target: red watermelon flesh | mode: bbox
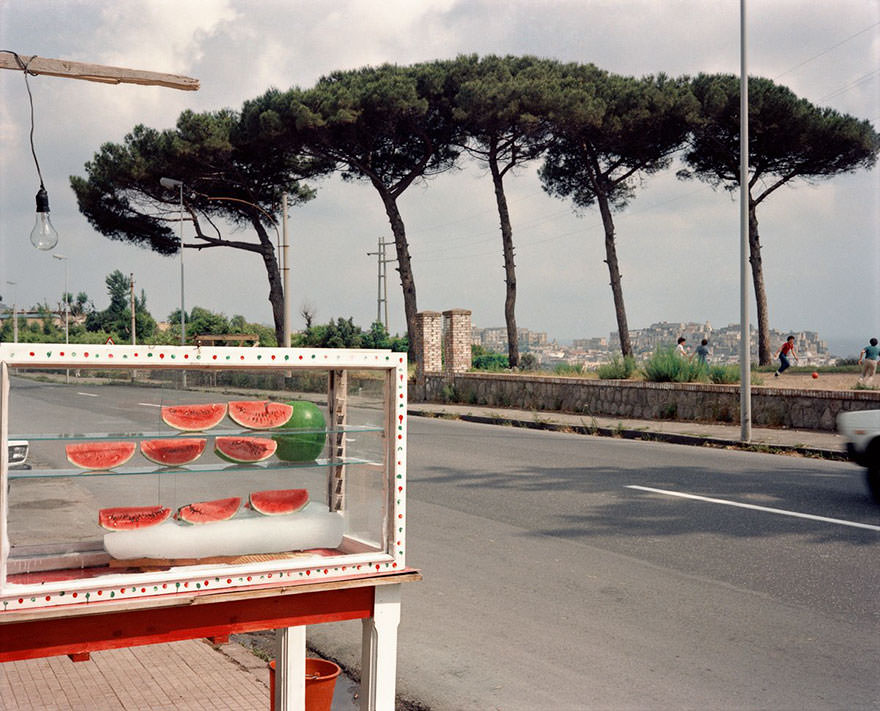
[215,436,277,463]
[176,496,241,524]
[140,438,206,466]
[99,505,171,530]
[249,488,309,515]
[228,400,293,430]
[67,441,137,470]
[161,403,227,431]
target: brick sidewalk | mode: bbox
[0,640,269,711]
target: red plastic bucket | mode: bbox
[269,657,341,711]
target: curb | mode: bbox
[407,408,847,461]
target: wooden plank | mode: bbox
[0,54,199,91]
[0,586,374,662]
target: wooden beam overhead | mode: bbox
[0,53,199,91]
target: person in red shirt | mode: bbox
[774,335,799,377]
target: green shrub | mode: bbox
[641,346,705,383]
[708,364,740,384]
[518,353,538,371]
[597,354,637,380]
[553,363,583,376]
[473,352,509,371]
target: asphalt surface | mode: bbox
[305,409,878,710]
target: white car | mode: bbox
[837,409,880,503]
[7,439,29,469]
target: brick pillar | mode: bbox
[443,309,472,374]
[416,311,443,373]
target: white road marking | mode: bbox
[139,402,162,408]
[626,485,880,532]
[77,392,98,397]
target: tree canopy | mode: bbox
[244,61,465,358]
[69,59,877,364]
[679,74,880,363]
[453,54,561,366]
[70,108,325,346]
[540,66,698,356]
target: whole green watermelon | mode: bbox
[272,401,327,462]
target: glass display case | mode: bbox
[0,343,407,613]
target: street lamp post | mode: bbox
[160,178,186,348]
[6,281,17,343]
[52,254,69,383]
[52,254,69,345]
[160,177,186,389]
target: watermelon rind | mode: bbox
[99,505,171,530]
[249,488,309,515]
[140,438,207,466]
[228,400,293,430]
[215,436,277,463]
[161,403,227,432]
[272,401,327,462]
[67,441,137,470]
[176,496,241,525]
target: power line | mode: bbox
[773,21,880,81]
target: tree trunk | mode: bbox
[596,191,631,357]
[489,157,518,368]
[378,190,419,362]
[748,201,772,365]
[252,218,286,347]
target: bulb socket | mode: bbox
[35,186,50,213]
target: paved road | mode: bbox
[308,416,880,710]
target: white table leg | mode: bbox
[276,625,306,711]
[360,584,402,711]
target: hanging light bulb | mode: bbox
[30,186,58,250]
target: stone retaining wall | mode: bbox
[419,373,880,431]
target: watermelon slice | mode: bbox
[249,488,309,515]
[99,505,171,530]
[66,441,137,470]
[228,400,293,430]
[140,438,207,466]
[161,403,227,431]
[176,496,241,524]
[215,436,277,463]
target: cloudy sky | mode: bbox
[1,0,877,355]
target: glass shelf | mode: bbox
[8,456,381,480]
[11,424,384,442]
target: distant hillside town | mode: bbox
[472,321,832,368]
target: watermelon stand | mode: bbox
[0,344,419,710]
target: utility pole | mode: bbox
[6,281,17,343]
[282,192,291,347]
[367,237,396,331]
[130,273,136,345]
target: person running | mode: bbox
[858,337,879,384]
[774,335,799,376]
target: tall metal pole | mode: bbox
[739,0,752,442]
[382,240,389,331]
[5,282,16,344]
[368,237,395,331]
[130,273,136,345]
[178,183,185,347]
[52,255,69,383]
[282,192,291,348]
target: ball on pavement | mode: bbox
[811,372,819,379]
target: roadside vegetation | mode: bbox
[469,344,861,387]
[0,270,406,351]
